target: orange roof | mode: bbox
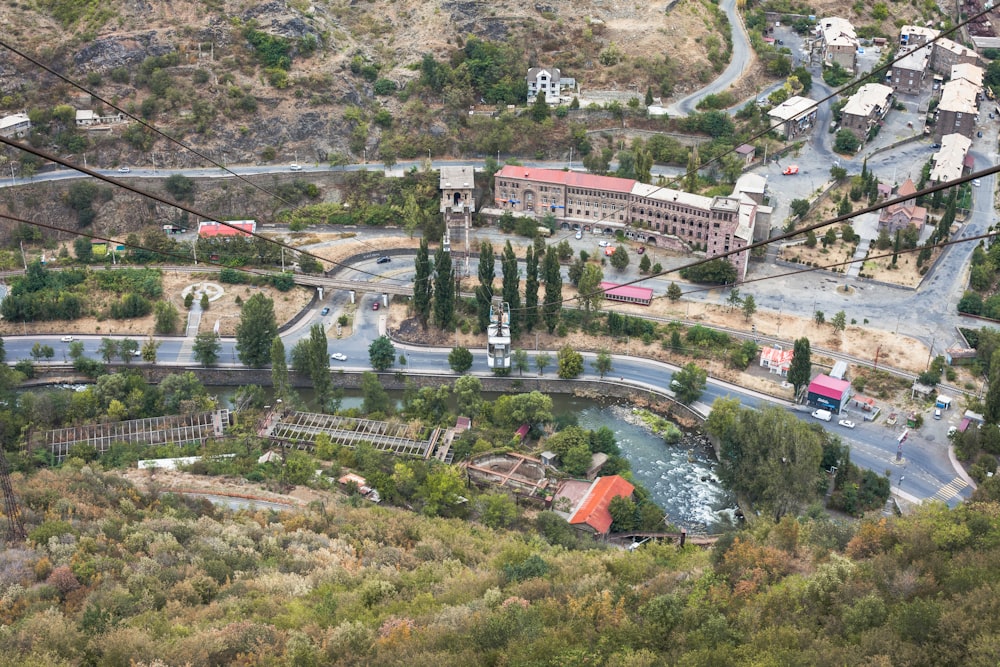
[897,178,916,197]
[569,475,634,534]
[198,220,256,238]
[496,165,635,193]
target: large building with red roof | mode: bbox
[493,166,755,280]
[197,219,256,239]
[568,475,635,535]
[807,374,853,413]
[600,281,653,306]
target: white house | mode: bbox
[526,67,575,104]
[0,113,31,139]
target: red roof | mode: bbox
[569,475,635,534]
[808,374,851,400]
[198,220,256,238]
[497,166,635,193]
[600,281,653,301]
[515,424,530,439]
[760,346,793,366]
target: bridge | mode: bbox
[263,410,442,458]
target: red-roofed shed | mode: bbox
[569,475,635,535]
[807,374,852,413]
[599,281,653,306]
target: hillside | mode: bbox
[2,464,1000,665]
[0,0,735,169]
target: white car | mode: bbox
[598,240,610,247]
[330,353,347,361]
[60,335,74,342]
[575,230,582,240]
[290,164,303,171]
[117,166,130,173]
[838,419,856,429]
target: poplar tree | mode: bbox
[543,246,562,334]
[413,238,433,328]
[524,245,539,332]
[501,241,521,338]
[476,241,494,333]
[788,337,812,396]
[433,245,455,329]
[270,336,290,401]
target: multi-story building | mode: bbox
[929,133,973,184]
[877,178,927,234]
[767,96,819,140]
[493,166,756,280]
[951,62,984,88]
[526,67,575,104]
[818,17,859,72]
[936,77,980,139]
[899,25,940,48]
[439,165,475,227]
[0,113,31,139]
[889,47,928,94]
[840,83,894,142]
[930,38,979,76]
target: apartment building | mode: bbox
[929,133,973,184]
[930,38,979,75]
[767,96,819,139]
[936,78,980,139]
[819,17,859,72]
[840,84,894,142]
[889,47,928,94]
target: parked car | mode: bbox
[930,142,941,149]
[575,230,582,240]
[372,302,380,311]
[330,353,347,361]
[598,240,610,247]
[973,179,982,187]
[637,246,646,254]
[320,307,330,316]
[117,166,130,173]
[838,419,856,429]
[60,335,74,342]
[782,165,799,175]
[376,256,391,264]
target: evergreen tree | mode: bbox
[685,146,700,193]
[577,263,604,325]
[433,245,455,329]
[236,293,278,367]
[413,238,433,328]
[524,245,539,332]
[306,324,332,409]
[193,332,221,367]
[501,241,521,338]
[543,246,562,334]
[788,337,812,396]
[476,241,495,333]
[667,281,682,301]
[639,254,651,273]
[986,349,1000,424]
[270,336,290,402]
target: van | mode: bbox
[934,409,942,420]
[811,409,833,422]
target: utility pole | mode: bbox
[19,240,26,270]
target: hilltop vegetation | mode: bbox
[2,462,1000,665]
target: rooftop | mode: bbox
[767,95,818,122]
[936,37,976,58]
[808,374,852,400]
[0,113,30,130]
[496,165,635,193]
[842,83,893,118]
[951,63,984,88]
[735,143,756,155]
[760,346,793,366]
[938,78,980,114]
[197,220,256,238]
[600,281,653,301]
[899,25,940,41]
[568,475,635,534]
[733,172,766,195]
[820,17,857,44]
[930,133,972,183]
[439,165,475,189]
[630,181,713,209]
[893,47,928,72]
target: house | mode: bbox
[732,173,772,241]
[0,113,31,139]
[759,345,793,376]
[889,47,928,95]
[878,178,927,234]
[735,143,756,167]
[945,347,977,365]
[930,38,979,76]
[197,219,256,238]
[567,475,635,536]
[439,165,475,227]
[899,25,940,48]
[930,133,973,184]
[75,110,126,127]
[338,473,381,502]
[586,453,609,480]
[951,62,984,88]
[840,83,894,142]
[526,67,575,104]
[767,96,819,140]
[807,374,852,413]
[540,451,558,467]
[493,166,754,280]
[936,77,980,140]
[818,17,859,72]
[600,281,653,306]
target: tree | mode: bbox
[31,342,54,361]
[433,245,455,329]
[418,466,468,518]
[454,374,483,418]
[236,293,278,367]
[501,241,521,338]
[608,495,638,532]
[154,301,180,334]
[73,237,93,262]
[524,245,539,332]
[679,258,736,284]
[530,91,550,122]
[270,336,290,401]
[200,292,210,311]
[671,362,707,404]
[512,349,530,377]
[413,238,433,328]
[360,371,392,415]
[449,346,473,373]
[98,338,120,363]
[577,263,604,325]
[476,241,495,333]
[986,348,1000,424]
[557,345,584,378]
[742,294,757,322]
[164,174,195,200]
[562,444,593,476]
[814,310,825,325]
[536,352,552,376]
[667,282,682,301]
[193,331,221,367]
[830,165,847,181]
[305,324,332,407]
[685,146,700,192]
[478,493,518,529]
[805,230,818,248]
[368,336,395,371]
[790,199,810,219]
[0,337,4,363]
[543,246,562,334]
[788,337,812,395]
[831,310,847,334]
[119,338,139,363]
[726,288,743,311]
[593,349,613,378]
[823,228,838,247]
[610,245,629,271]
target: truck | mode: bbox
[811,409,833,422]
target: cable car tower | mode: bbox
[486,297,512,369]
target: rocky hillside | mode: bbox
[0,0,732,168]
